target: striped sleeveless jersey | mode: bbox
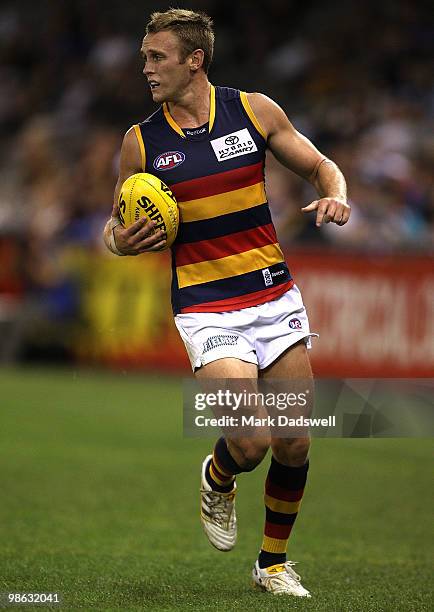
[135,85,293,314]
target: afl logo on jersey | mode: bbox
[153,151,185,171]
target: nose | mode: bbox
[143,61,154,77]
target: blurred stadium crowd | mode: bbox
[0,0,433,361]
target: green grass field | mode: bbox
[0,368,432,611]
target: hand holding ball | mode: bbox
[118,173,179,251]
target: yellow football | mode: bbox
[118,173,179,250]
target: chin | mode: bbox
[151,89,166,103]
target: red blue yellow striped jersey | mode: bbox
[135,85,293,314]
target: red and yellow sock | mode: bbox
[205,437,242,492]
[258,458,309,569]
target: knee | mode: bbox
[271,436,310,467]
[228,437,270,471]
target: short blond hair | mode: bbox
[146,8,214,74]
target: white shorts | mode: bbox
[174,285,318,371]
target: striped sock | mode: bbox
[258,458,309,569]
[205,437,243,493]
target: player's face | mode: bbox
[141,31,191,103]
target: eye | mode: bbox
[141,52,164,65]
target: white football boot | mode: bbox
[252,560,311,597]
[200,455,237,551]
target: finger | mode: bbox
[339,208,351,225]
[336,210,350,225]
[137,235,167,252]
[143,240,167,252]
[126,217,155,237]
[118,226,163,253]
[135,229,166,250]
[323,203,337,223]
[315,201,330,227]
[343,208,351,223]
[135,221,160,241]
[332,209,343,223]
[301,200,319,212]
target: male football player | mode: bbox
[103,8,350,597]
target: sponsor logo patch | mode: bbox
[153,151,185,171]
[262,268,273,287]
[225,135,239,145]
[210,128,258,162]
[185,127,207,136]
[289,318,302,330]
[202,334,239,354]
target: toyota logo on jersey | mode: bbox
[225,135,239,145]
[153,151,185,171]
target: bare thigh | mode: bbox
[260,340,313,379]
[195,358,269,469]
[260,341,312,466]
[195,357,257,379]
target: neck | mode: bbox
[166,75,211,128]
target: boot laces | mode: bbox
[202,490,235,527]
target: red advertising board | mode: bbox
[289,250,433,377]
[77,250,433,378]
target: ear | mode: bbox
[189,49,204,72]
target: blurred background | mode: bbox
[0,0,433,376]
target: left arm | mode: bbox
[248,93,350,227]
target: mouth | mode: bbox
[148,80,160,91]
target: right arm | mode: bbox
[103,127,167,255]
[248,93,350,227]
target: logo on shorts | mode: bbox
[153,151,185,171]
[202,335,239,354]
[289,318,302,330]
[262,268,273,287]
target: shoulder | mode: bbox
[122,125,143,149]
[119,126,142,171]
[214,85,240,102]
[246,92,281,113]
[122,126,139,150]
[245,92,292,139]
